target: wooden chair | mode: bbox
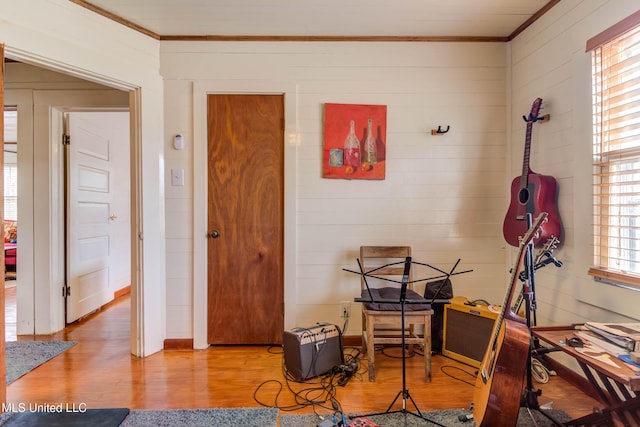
[359,246,433,382]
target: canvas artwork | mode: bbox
[323,103,387,180]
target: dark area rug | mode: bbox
[0,407,279,427]
[6,341,76,384]
[0,408,129,427]
[120,407,279,426]
[280,408,572,427]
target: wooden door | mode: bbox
[1,43,7,401]
[207,94,284,345]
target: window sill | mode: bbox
[588,267,640,289]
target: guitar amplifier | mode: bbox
[283,323,344,381]
[443,296,499,368]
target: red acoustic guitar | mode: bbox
[473,212,547,426]
[502,98,562,247]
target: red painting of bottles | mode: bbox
[323,103,386,180]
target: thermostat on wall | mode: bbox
[173,134,184,150]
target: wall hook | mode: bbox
[522,113,551,123]
[431,125,450,135]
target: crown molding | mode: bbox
[159,35,509,43]
[70,0,559,43]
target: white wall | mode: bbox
[5,0,634,354]
[508,0,640,326]
[0,0,166,356]
[161,41,509,340]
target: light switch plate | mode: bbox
[171,168,184,186]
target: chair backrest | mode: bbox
[359,246,414,292]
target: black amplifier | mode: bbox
[283,323,344,381]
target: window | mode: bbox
[588,11,640,286]
[4,162,17,221]
[3,108,17,221]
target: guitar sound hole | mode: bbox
[518,188,529,204]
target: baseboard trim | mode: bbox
[114,285,131,299]
[73,287,131,324]
[164,339,194,350]
[163,336,357,351]
[342,335,362,347]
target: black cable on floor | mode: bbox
[253,345,362,418]
[439,364,477,387]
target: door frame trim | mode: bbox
[31,94,129,334]
[1,42,6,404]
[193,81,298,349]
[3,47,144,355]
[3,89,35,335]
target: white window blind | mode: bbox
[3,109,18,222]
[4,164,17,222]
[589,17,640,286]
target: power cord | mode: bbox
[465,299,492,306]
[531,357,555,383]
[378,344,418,359]
[253,345,362,419]
[341,316,349,336]
[439,365,478,387]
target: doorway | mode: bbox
[3,107,17,341]
[206,94,284,345]
[2,45,154,357]
[3,62,131,337]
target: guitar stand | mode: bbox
[345,258,471,427]
[519,213,564,427]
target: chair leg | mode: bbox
[366,316,376,382]
[424,314,432,382]
[407,324,415,355]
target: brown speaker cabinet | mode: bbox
[442,296,499,368]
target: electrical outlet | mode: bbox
[339,301,351,319]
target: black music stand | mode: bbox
[344,257,471,426]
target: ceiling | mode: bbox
[72,0,558,41]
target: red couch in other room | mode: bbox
[4,220,17,272]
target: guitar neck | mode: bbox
[519,122,533,187]
[489,214,547,357]
[491,238,530,343]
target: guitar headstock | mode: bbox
[523,98,544,123]
[520,212,548,248]
[534,235,559,263]
[541,235,558,252]
[530,98,543,117]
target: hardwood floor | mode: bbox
[4,292,602,421]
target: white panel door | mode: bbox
[66,111,128,323]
